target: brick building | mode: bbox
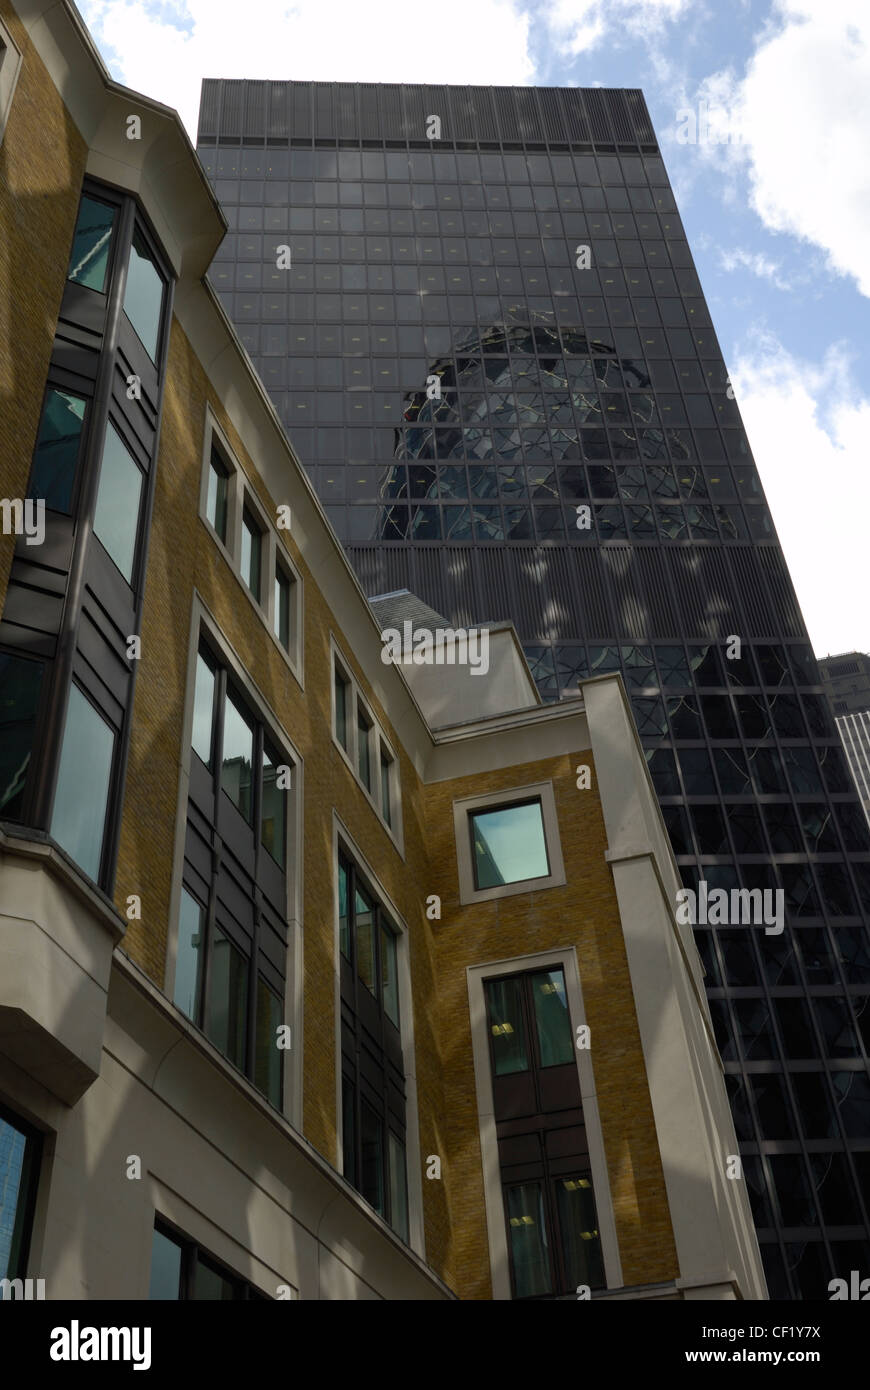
[0,0,764,1300]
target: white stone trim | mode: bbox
[466,947,623,1300]
[453,780,565,905]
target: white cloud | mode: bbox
[718,247,793,291]
[686,0,870,296]
[77,0,535,138]
[731,336,870,655]
[544,0,693,55]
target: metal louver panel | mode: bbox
[220,79,245,138]
[198,79,220,138]
[267,82,288,139]
[604,90,635,143]
[290,82,312,138]
[244,82,267,139]
[584,88,613,143]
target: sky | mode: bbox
[76,0,870,658]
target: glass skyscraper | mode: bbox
[196,80,870,1298]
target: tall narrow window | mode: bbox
[483,966,605,1298]
[50,684,115,882]
[240,506,262,601]
[66,194,116,292]
[0,1107,41,1285]
[191,651,216,767]
[339,853,407,1240]
[0,652,44,821]
[92,421,143,584]
[178,642,291,1109]
[254,978,283,1108]
[27,388,86,514]
[261,743,286,867]
[206,447,230,542]
[357,703,372,791]
[221,690,254,823]
[206,927,249,1070]
[174,888,204,1020]
[123,225,165,361]
[274,564,293,652]
[380,745,392,827]
[334,664,350,751]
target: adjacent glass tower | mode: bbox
[196,80,870,1298]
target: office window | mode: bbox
[334,662,350,751]
[50,683,114,882]
[206,447,230,541]
[484,967,605,1298]
[274,563,293,651]
[379,744,392,827]
[339,852,407,1240]
[149,1221,268,1300]
[27,387,87,514]
[173,887,203,1021]
[455,783,565,904]
[241,505,262,601]
[123,225,165,361]
[92,421,143,583]
[470,798,549,889]
[357,702,373,791]
[0,23,21,150]
[221,690,254,823]
[261,741,286,867]
[0,652,44,821]
[178,642,291,1108]
[67,193,116,292]
[0,1106,41,1287]
[191,650,217,767]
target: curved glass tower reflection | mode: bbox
[197,81,870,1298]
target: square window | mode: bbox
[470,799,549,890]
[455,783,565,904]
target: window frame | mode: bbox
[0,646,50,828]
[0,1101,42,1286]
[198,408,303,681]
[333,823,420,1250]
[240,498,264,603]
[149,1217,271,1301]
[466,949,621,1299]
[453,781,566,905]
[330,638,403,849]
[26,381,91,518]
[0,20,22,150]
[169,604,303,1120]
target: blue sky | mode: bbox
[77,0,870,657]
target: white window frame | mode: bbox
[466,947,622,1299]
[330,636,403,852]
[199,407,303,685]
[165,592,305,1129]
[0,19,22,150]
[453,781,566,905]
[331,815,423,1258]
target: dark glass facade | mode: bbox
[197,81,870,1299]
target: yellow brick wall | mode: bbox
[422,754,680,1297]
[0,0,87,609]
[113,315,452,1267]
